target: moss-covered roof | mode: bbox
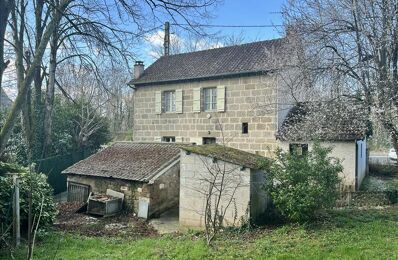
[181,144,266,169]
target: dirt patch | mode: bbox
[54,202,158,238]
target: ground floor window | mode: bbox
[203,137,216,144]
[162,136,176,142]
[242,122,249,134]
[289,143,308,156]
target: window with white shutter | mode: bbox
[192,88,201,112]
[217,86,226,112]
[175,89,183,113]
[155,91,162,114]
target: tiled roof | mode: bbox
[129,38,284,86]
[181,144,267,169]
[277,100,369,141]
[62,142,181,182]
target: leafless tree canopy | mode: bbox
[283,0,398,153]
[0,0,220,156]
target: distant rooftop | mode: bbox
[129,38,284,86]
[181,144,266,169]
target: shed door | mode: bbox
[67,182,90,203]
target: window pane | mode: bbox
[163,91,176,112]
[203,88,217,111]
[171,91,176,111]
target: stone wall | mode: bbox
[180,151,252,227]
[67,166,180,218]
[250,169,269,221]
[133,75,279,156]
[67,175,140,211]
[145,162,180,217]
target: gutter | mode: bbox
[130,69,276,87]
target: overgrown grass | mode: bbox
[2,207,398,259]
[361,165,398,192]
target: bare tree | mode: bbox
[183,120,248,245]
[200,148,245,245]
[0,0,14,98]
[1,0,220,156]
[0,0,70,156]
[147,28,248,60]
[283,0,398,154]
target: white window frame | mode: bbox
[203,87,217,111]
[163,90,176,112]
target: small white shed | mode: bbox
[277,101,369,191]
[179,145,269,228]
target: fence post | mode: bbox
[13,174,20,247]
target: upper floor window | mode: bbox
[163,91,176,112]
[203,87,217,111]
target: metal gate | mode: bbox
[67,182,90,202]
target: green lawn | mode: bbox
[2,207,398,259]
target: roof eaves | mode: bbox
[146,154,180,183]
[64,171,142,182]
[130,69,274,87]
[181,145,263,170]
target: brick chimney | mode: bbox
[134,61,144,79]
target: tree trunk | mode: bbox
[32,0,45,158]
[42,30,58,157]
[0,0,71,156]
[0,0,14,100]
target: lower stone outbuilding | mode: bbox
[62,142,180,218]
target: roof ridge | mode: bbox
[130,37,286,86]
[158,37,285,58]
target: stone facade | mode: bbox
[179,151,268,227]
[133,75,280,156]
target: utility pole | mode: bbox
[12,174,20,247]
[164,21,170,56]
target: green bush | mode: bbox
[0,163,56,234]
[261,143,342,222]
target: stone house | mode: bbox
[62,142,180,218]
[129,38,368,191]
[179,144,269,227]
[129,39,287,156]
